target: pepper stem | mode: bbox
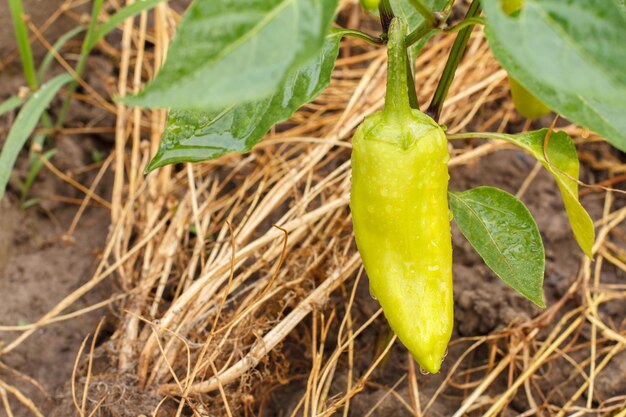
[383,18,412,120]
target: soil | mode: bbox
[0,86,114,415]
[0,194,111,417]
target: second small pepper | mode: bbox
[500,0,551,119]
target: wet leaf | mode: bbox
[146,33,341,171]
[450,186,545,307]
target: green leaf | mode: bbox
[483,0,626,151]
[146,33,341,172]
[126,0,339,111]
[467,129,595,258]
[0,74,73,201]
[0,95,25,116]
[449,186,545,307]
[90,0,166,48]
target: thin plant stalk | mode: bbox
[426,0,482,121]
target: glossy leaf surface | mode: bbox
[450,186,545,307]
[146,34,341,171]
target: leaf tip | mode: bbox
[532,297,546,309]
[144,156,163,174]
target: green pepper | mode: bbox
[499,0,523,15]
[508,77,551,119]
[500,0,551,119]
[350,17,453,374]
[359,0,380,12]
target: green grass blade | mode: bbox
[56,0,103,127]
[0,74,73,201]
[7,0,38,89]
[90,0,166,48]
[0,95,26,116]
[37,25,86,83]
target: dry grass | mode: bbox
[1,1,625,416]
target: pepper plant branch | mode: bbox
[426,0,482,122]
[378,0,395,35]
[442,17,485,34]
[377,1,419,108]
[405,21,433,47]
[333,28,385,46]
[345,1,480,111]
[405,0,464,46]
[406,51,419,109]
[383,18,411,119]
[446,132,494,140]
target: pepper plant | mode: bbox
[125,0,625,372]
